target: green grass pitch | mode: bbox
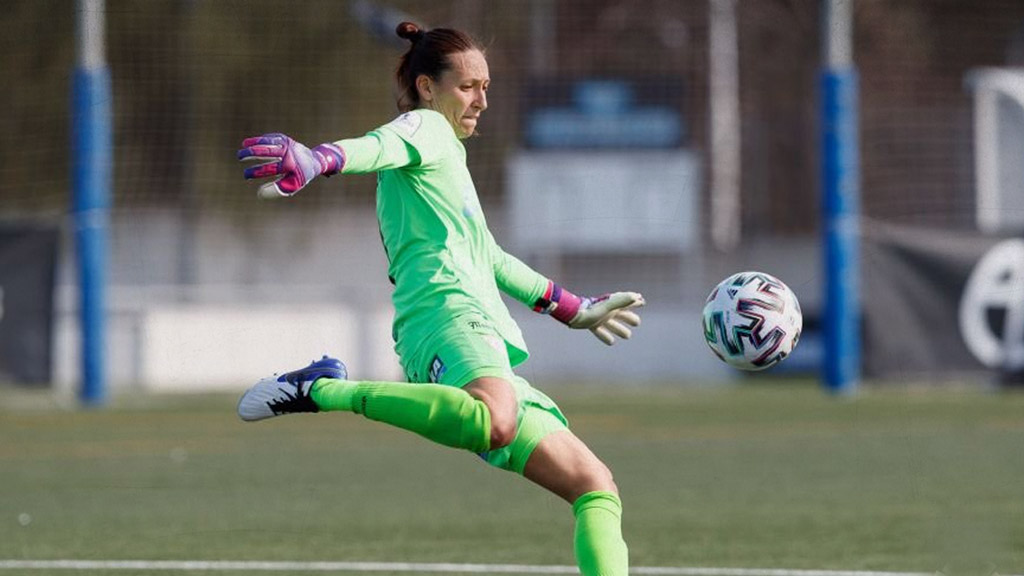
[1,382,1022,575]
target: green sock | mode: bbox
[573,491,629,576]
[310,378,491,453]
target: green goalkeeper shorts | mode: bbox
[399,315,569,475]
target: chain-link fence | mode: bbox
[2,0,1023,389]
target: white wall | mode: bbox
[53,207,820,392]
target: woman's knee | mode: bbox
[464,377,518,449]
[523,430,619,503]
[487,404,517,449]
[578,459,617,495]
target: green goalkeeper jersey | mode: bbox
[337,109,548,367]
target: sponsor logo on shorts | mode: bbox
[482,335,505,353]
[429,355,447,384]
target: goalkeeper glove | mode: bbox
[238,133,345,198]
[534,281,644,346]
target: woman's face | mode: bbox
[418,49,489,138]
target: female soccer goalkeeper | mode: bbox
[236,22,644,576]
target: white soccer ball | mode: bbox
[702,271,802,371]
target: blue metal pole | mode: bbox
[74,0,111,406]
[821,69,861,394]
[821,0,860,394]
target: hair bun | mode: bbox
[396,21,425,43]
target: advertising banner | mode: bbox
[863,222,1024,383]
[0,223,59,386]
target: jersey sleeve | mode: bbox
[335,130,418,174]
[336,110,454,174]
[489,232,550,307]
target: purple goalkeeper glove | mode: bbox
[237,133,345,198]
[534,281,645,346]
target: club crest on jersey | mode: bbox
[389,112,422,137]
[428,355,447,384]
[462,184,481,219]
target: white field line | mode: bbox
[0,560,989,576]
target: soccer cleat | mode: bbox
[237,356,347,422]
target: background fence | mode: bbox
[2,0,1024,392]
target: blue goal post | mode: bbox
[821,0,861,394]
[73,0,111,406]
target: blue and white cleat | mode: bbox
[237,355,347,422]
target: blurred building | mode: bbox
[2,0,1024,391]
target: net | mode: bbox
[3,0,1024,388]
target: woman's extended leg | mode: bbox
[523,430,628,576]
[238,357,498,453]
[238,357,521,454]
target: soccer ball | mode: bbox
[702,271,802,371]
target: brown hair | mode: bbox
[395,21,483,112]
